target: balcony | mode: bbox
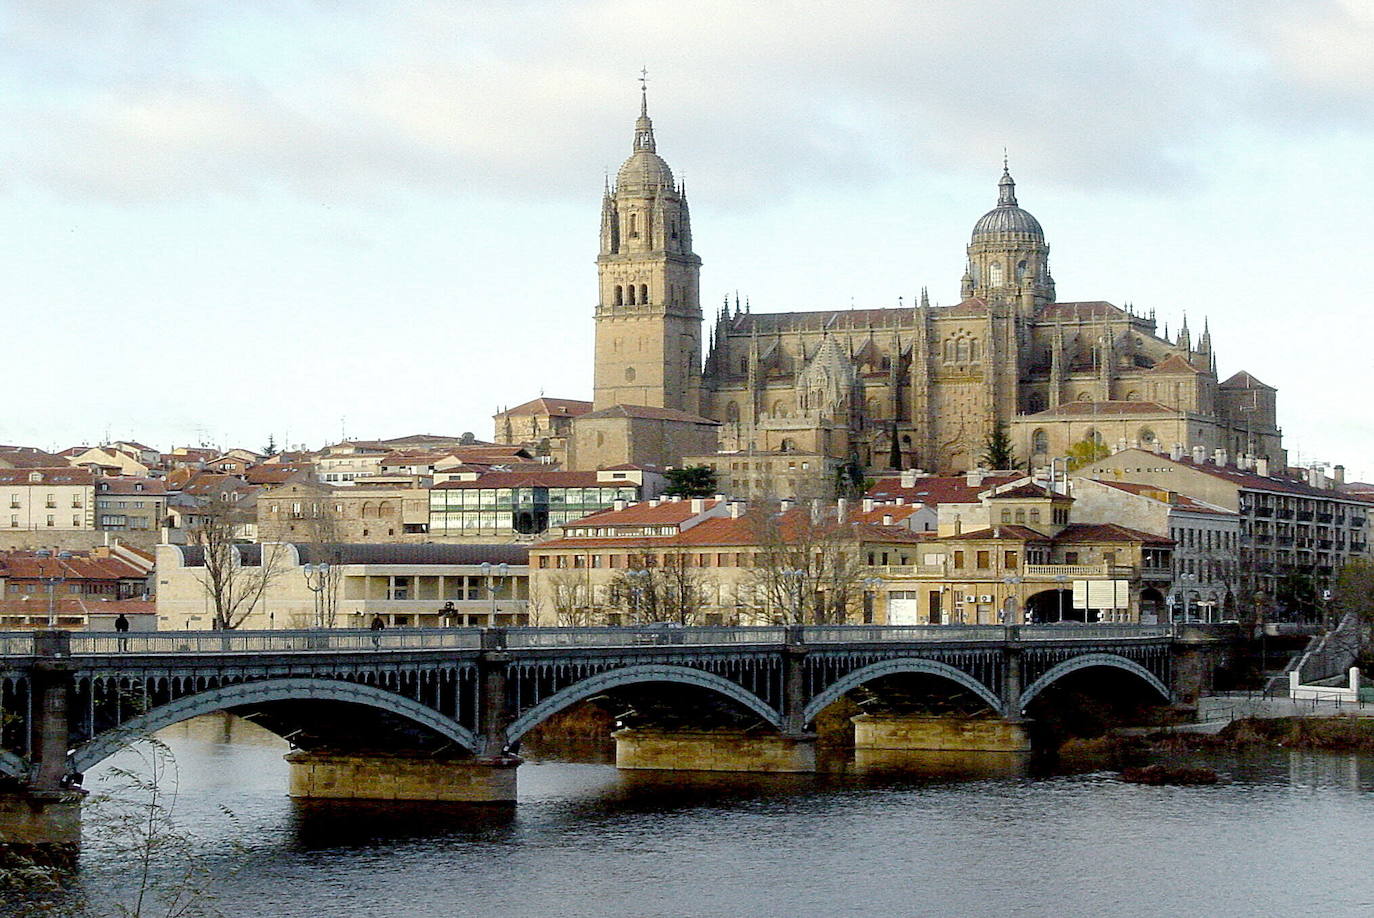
[1253,508,1272,518]
[1024,563,1110,578]
[1275,510,1293,520]
[1297,511,1314,522]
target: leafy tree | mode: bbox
[1065,437,1111,470]
[980,421,1018,470]
[663,465,717,498]
[834,456,868,500]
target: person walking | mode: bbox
[370,614,385,648]
[114,612,130,651]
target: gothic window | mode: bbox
[626,284,636,305]
[1017,260,1029,281]
[771,400,785,417]
[739,357,748,374]
[1125,390,1139,401]
[670,219,679,239]
[1084,428,1103,446]
[1032,429,1049,455]
[943,339,956,362]
[956,339,970,363]
[614,285,623,306]
[988,262,1004,286]
[969,339,980,362]
[640,283,649,304]
[725,402,740,422]
[628,212,639,238]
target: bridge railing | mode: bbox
[504,625,789,648]
[802,623,1173,643]
[66,628,486,655]
[0,632,36,656]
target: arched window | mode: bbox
[614,285,623,306]
[725,402,740,422]
[670,219,678,239]
[956,338,970,362]
[1125,390,1139,401]
[640,283,649,304]
[943,339,956,362]
[1032,429,1049,455]
[969,339,980,362]
[771,400,785,417]
[1077,391,1092,402]
[1017,259,1029,280]
[626,284,636,305]
[780,438,797,452]
[1084,428,1103,446]
[739,357,748,374]
[988,262,1004,286]
[628,212,639,238]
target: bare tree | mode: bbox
[301,500,344,629]
[747,502,866,624]
[604,544,708,625]
[188,497,287,630]
[548,569,598,626]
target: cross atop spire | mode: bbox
[632,70,656,153]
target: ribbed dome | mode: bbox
[971,166,1044,241]
[616,149,674,194]
[972,205,1044,239]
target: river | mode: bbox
[36,715,1374,917]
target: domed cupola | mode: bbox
[961,159,1054,310]
[971,167,1044,241]
[615,90,675,195]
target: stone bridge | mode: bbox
[0,622,1217,823]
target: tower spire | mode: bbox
[997,156,1017,207]
[633,68,655,153]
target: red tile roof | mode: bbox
[1219,370,1274,390]
[1099,449,1363,501]
[95,477,167,495]
[579,404,719,424]
[0,551,151,581]
[563,499,723,529]
[498,397,593,417]
[0,446,70,468]
[0,467,95,486]
[987,483,1065,500]
[1054,523,1174,545]
[433,470,608,490]
[0,598,154,618]
[940,525,1050,542]
[1148,354,1203,375]
[866,474,1022,505]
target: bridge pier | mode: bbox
[851,714,1033,755]
[613,729,818,773]
[284,751,519,802]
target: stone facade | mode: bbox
[586,94,1285,478]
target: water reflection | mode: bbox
[39,714,1374,918]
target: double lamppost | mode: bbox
[626,568,651,623]
[302,561,332,630]
[479,561,509,626]
[860,576,883,624]
[35,549,74,628]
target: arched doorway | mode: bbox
[1024,589,1075,624]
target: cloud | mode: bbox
[1,1,1370,207]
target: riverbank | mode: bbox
[1070,715,1374,760]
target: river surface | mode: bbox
[41,715,1374,917]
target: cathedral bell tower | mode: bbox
[961,160,1055,312]
[592,84,703,412]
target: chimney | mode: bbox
[1170,444,1184,461]
[882,513,894,526]
[966,468,986,488]
[810,499,822,524]
[714,493,726,502]
[862,498,875,513]
[1214,448,1228,467]
[648,499,660,508]
[729,501,745,519]
[780,497,795,513]
[836,498,849,521]
[612,499,627,511]
[1191,445,1206,465]
[690,498,705,514]
[900,469,917,488]
[1309,467,1327,490]
[895,497,906,505]
[1255,457,1270,478]
[954,516,962,536]
[1335,464,1346,485]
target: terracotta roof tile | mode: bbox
[865,474,1022,505]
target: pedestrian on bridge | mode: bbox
[370,614,385,648]
[114,613,130,652]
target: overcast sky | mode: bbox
[1,1,1370,478]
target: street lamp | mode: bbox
[302,561,331,629]
[479,561,509,626]
[782,568,807,624]
[35,549,74,628]
[860,576,883,624]
[1053,573,1069,623]
[1001,575,1023,625]
[626,568,651,623]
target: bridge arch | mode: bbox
[802,658,1005,724]
[1018,653,1170,712]
[504,664,782,745]
[70,677,479,773]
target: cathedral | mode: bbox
[568,88,1285,479]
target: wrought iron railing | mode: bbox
[1,622,1177,657]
